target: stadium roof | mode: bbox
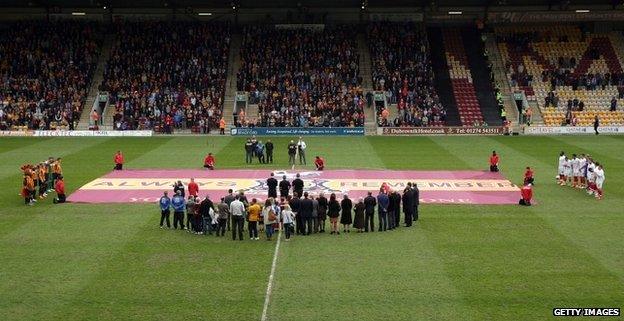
[2,0,620,8]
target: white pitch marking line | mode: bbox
[261,229,283,321]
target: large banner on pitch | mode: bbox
[231,127,365,136]
[68,169,520,205]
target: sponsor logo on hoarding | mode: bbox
[380,127,505,135]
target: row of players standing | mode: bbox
[557,152,606,199]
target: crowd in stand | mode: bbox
[236,26,364,128]
[368,22,446,127]
[100,22,230,133]
[500,31,624,93]
[0,21,101,130]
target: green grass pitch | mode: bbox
[0,135,622,321]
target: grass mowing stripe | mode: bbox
[492,136,624,282]
[367,136,471,170]
[127,136,233,168]
[50,207,273,321]
[0,137,110,181]
[0,206,152,321]
[0,137,48,154]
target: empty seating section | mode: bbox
[368,22,446,127]
[496,25,624,126]
[0,21,101,130]
[442,29,484,126]
[237,26,363,127]
[101,22,230,132]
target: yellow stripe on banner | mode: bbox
[78,178,519,192]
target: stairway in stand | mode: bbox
[483,34,522,125]
[223,32,243,131]
[461,27,502,126]
[357,32,377,135]
[428,27,461,126]
[77,33,114,130]
[441,28,483,126]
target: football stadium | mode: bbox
[1,1,623,320]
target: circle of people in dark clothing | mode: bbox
[158,174,421,241]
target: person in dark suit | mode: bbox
[389,190,401,230]
[279,175,291,198]
[265,140,274,163]
[289,193,302,234]
[363,191,377,232]
[266,173,278,198]
[299,192,314,235]
[402,183,414,227]
[412,183,420,222]
[292,173,304,198]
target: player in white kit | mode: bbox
[571,154,581,188]
[578,154,588,188]
[562,156,573,186]
[557,151,566,185]
[593,163,605,200]
[586,159,596,196]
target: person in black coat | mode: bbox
[412,182,420,222]
[299,192,314,235]
[363,191,377,232]
[353,198,366,232]
[289,193,303,234]
[266,173,278,198]
[402,183,414,227]
[327,193,341,235]
[245,139,253,164]
[340,194,353,233]
[265,140,274,163]
[388,191,401,229]
[199,196,214,235]
[292,173,304,198]
[279,176,291,198]
[317,192,328,233]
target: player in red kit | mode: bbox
[187,178,199,197]
[204,153,215,170]
[53,175,66,204]
[524,166,534,185]
[114,151,124,170]
[489,151,499,172]
[314,156,325,170]
[519,183,533,206]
